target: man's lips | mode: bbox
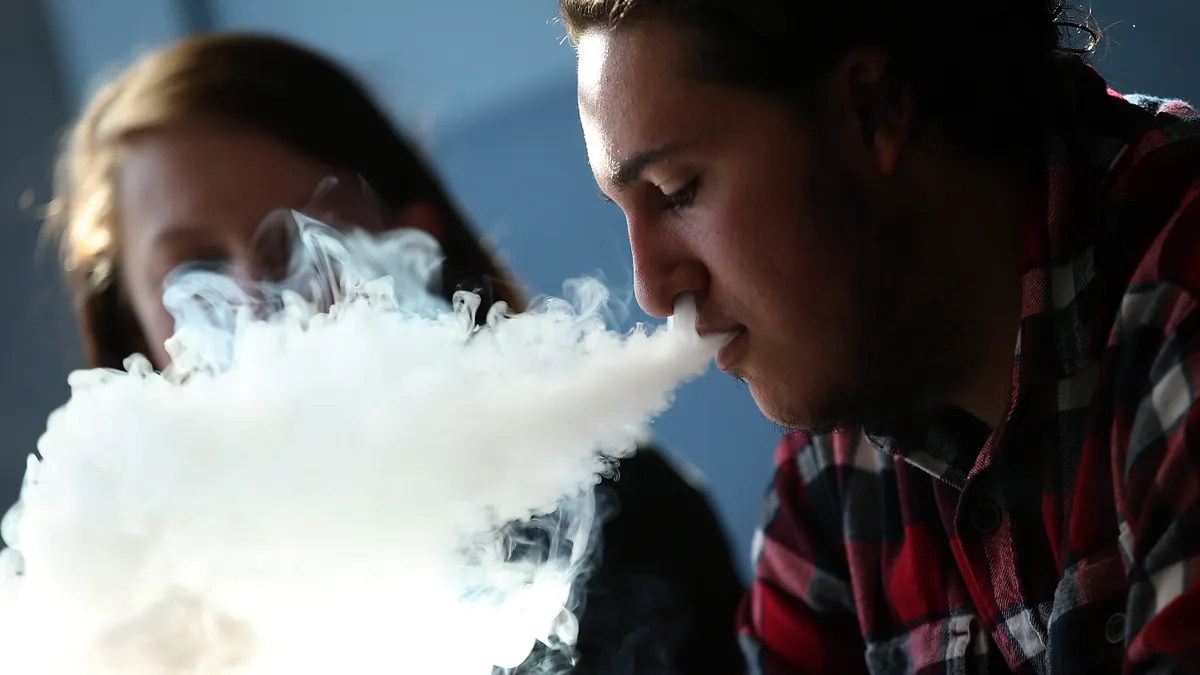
[696,323,748,372]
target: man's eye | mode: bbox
[662,178,699,212]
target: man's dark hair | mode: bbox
[559,0,1100,155]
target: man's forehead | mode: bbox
[576,31,627,183]
[575,25,691,181]
[576,30,613,108]
[575,21,684,111]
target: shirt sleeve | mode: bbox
[737,432,867,675]
[1112,177,1200,674]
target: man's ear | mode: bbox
[392,202,445,241]
[829,47,915,176]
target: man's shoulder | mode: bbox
[1102,91,1200,231]
[1107,178,1200,366]
[1082,93,1200,355]
[1095,115,1200,459]
[1122,93,1196,119]
[1106,108,1200,333]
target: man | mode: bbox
[557,0,1200,673]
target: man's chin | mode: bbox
[742,373,863,434]
[744,376,812,431]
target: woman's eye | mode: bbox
[169,257,231,280]
[187,258,231,274]
[662,178,699,212]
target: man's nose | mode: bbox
[628,218,708,319]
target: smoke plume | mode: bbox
[0,212,722,674]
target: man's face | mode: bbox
[576,20,956,430]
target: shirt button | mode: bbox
[970,500,1002,533]
[1105,613,1125,644]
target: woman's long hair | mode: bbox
[49,32,525,368]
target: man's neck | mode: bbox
[934,152,1032,429]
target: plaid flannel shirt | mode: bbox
[738,59,1200,675]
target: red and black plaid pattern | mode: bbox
[738,59,1200,675]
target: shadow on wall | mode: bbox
[0,0,83,505]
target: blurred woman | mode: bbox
[48,33,745,674]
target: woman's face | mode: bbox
[116,126,439,368]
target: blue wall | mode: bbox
[0,0,79,509]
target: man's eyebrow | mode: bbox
[609,142,691,190]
